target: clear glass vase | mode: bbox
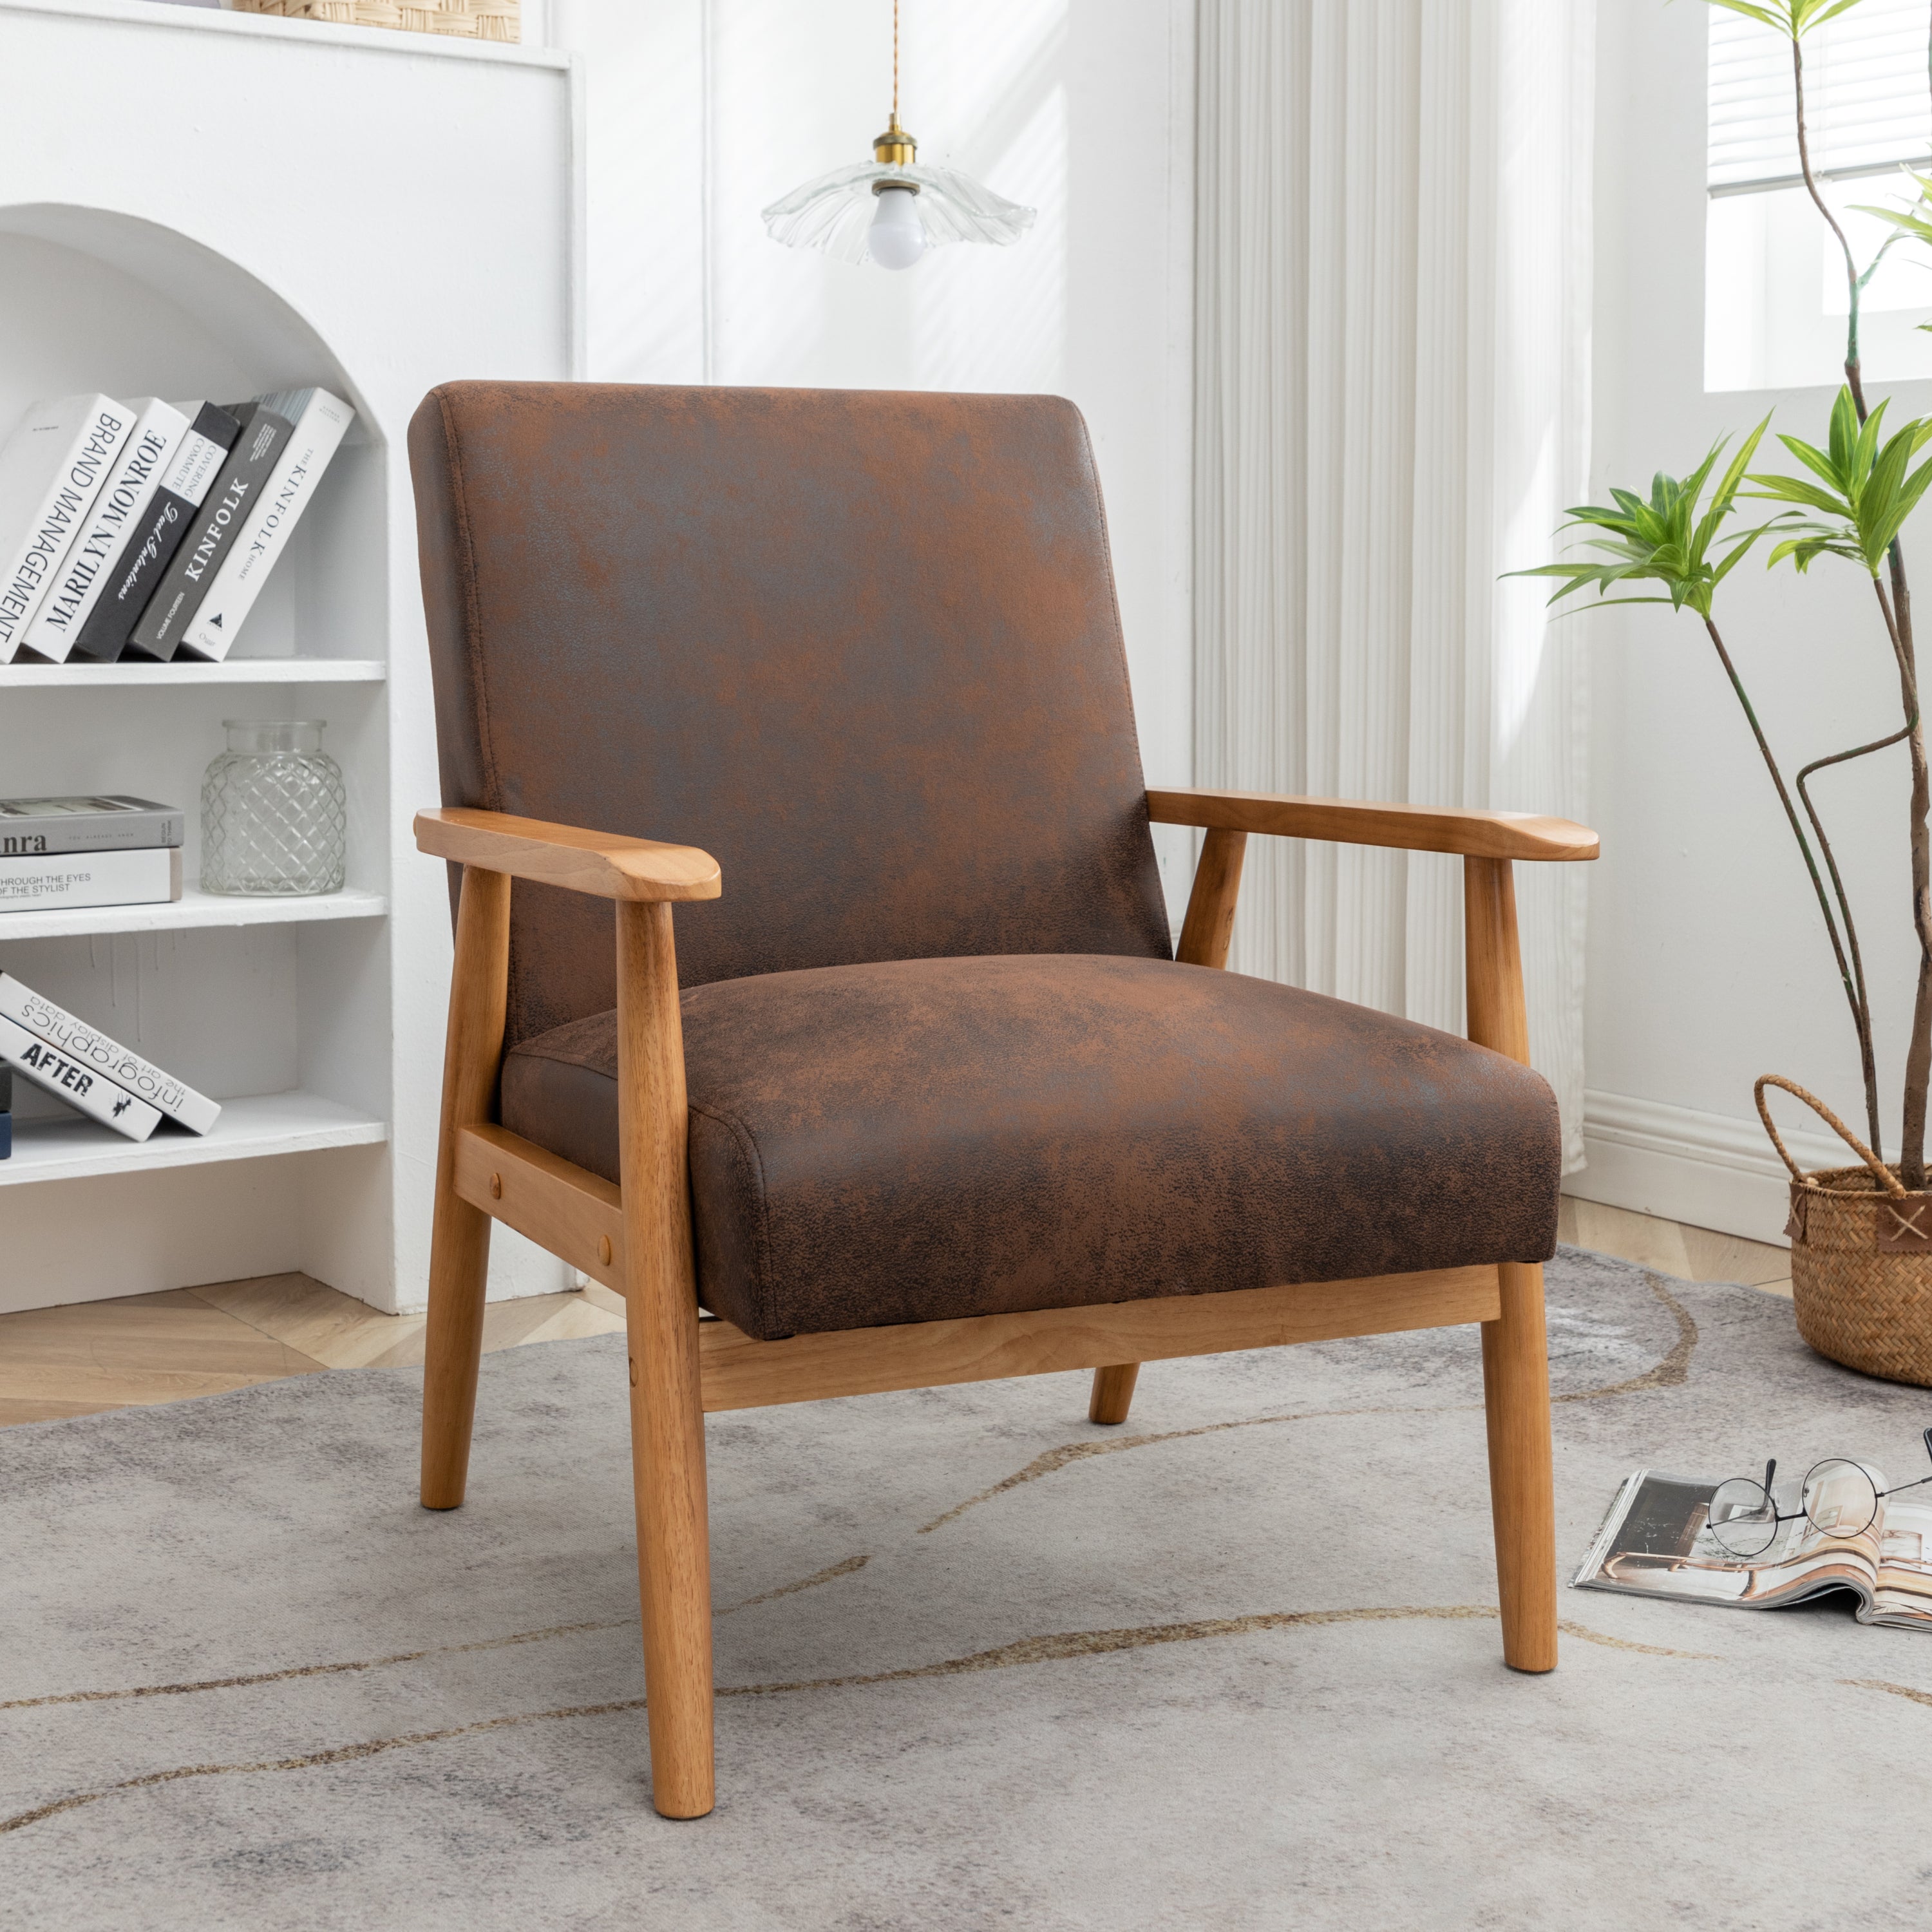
[200,720,347,896]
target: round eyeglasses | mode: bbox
[1703,1428,1932,1558]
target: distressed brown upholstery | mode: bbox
[500,954,1560,1340]
[410,383,1171,1048]
[412,381,1562,1342]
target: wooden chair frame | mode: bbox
[413,790,1598,1819]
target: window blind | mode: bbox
[1709,1,1932,194]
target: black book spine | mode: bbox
[130,401,294,659]
[72,402,243,663]
[0,1061,10,1160]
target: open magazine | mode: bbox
[1574,1469,1932,1629]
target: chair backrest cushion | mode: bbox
[410,383,1171,1045]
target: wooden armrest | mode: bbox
[414,807,722,901]
[1147,788,1598,863]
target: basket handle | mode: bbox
[1754,1074,1906,1198]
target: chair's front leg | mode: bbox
[616,899,716,1819]
[421,865,511,1510]
[1464,857,1558,1672]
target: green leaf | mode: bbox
[1747,473,1853,516]
[1701,0,1869,34]
[1745,388,1932,579]
[1506,423,1778,620]
[1700,0,1786,28]
[1693,415,1774,559]
[1772,432,1848,494]
[1828,384,1861,475]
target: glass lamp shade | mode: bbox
[761,161,1036,268]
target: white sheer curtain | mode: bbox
[1195,0,1595,1164]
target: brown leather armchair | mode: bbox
[407,383,1597,1820]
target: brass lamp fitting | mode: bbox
[873,113,918,169]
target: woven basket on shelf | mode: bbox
[234,0,519,41]
[1758,1074,1932,1388]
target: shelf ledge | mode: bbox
[0,1090,387,1187]
[0,885,388,943]
[1,1,570,70]
[0,659,386,687]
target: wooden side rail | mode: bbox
[455,1123,625,1292]
[415,807,721,902]
[697,1267,1499,1413]
[1148,786,1599,864]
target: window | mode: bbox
[1705,0,1932,391]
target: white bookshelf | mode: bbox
[0,0,576,1316]
[0,1091,388,1187]
[0,659,386,687]
[0,885,388,943]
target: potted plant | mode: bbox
[1526,0,1932,1383]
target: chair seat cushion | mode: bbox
[499,954,1560,1341]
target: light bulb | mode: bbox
[868,186,925,270]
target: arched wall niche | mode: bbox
[0,201,386,665]
[0,198,392,1193]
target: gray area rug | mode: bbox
[4,1248,1931,1931]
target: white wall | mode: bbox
[549,0,1198,914]
[1580,0,1932,1240]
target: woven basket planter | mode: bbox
[234,0,519,41]
[1760,1075,1932,1388]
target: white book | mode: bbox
[0,1010,162,1142]
[0,847,182,914]
[178,388,354,661]
[0,971,220,1135]
[19,400,191,663]
[0,395,138,660]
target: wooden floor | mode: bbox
[1555,1197,1793,1298]
[0,1200,1790,1428]
[0,1273,630,1428]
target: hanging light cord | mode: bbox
[893,0,900,126]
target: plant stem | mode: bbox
[1704,615,1870,1112]
[1797,728,1901,1153]
[1788,19,1932,1180]
[1875,571,1932,1185]
[1792,33,1869,414]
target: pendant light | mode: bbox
[760,0,1036,272]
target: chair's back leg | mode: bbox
[1464,856,1558,1672]
[1088,1362,1140,1425]
[422,865,511,1511]
[1086,826,1253,1428]
[617,899,716,1820]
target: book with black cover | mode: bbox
[72,401,243,662]
[1,1060,10,1160]
[180,388,355,661]
[0,795,184,856]
[129,394,299,659]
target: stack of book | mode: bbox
[0,386,355,665]
[0,795,186,915]
[0,970,220,1156]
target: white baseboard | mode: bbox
[1571,1088,1850,1246]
